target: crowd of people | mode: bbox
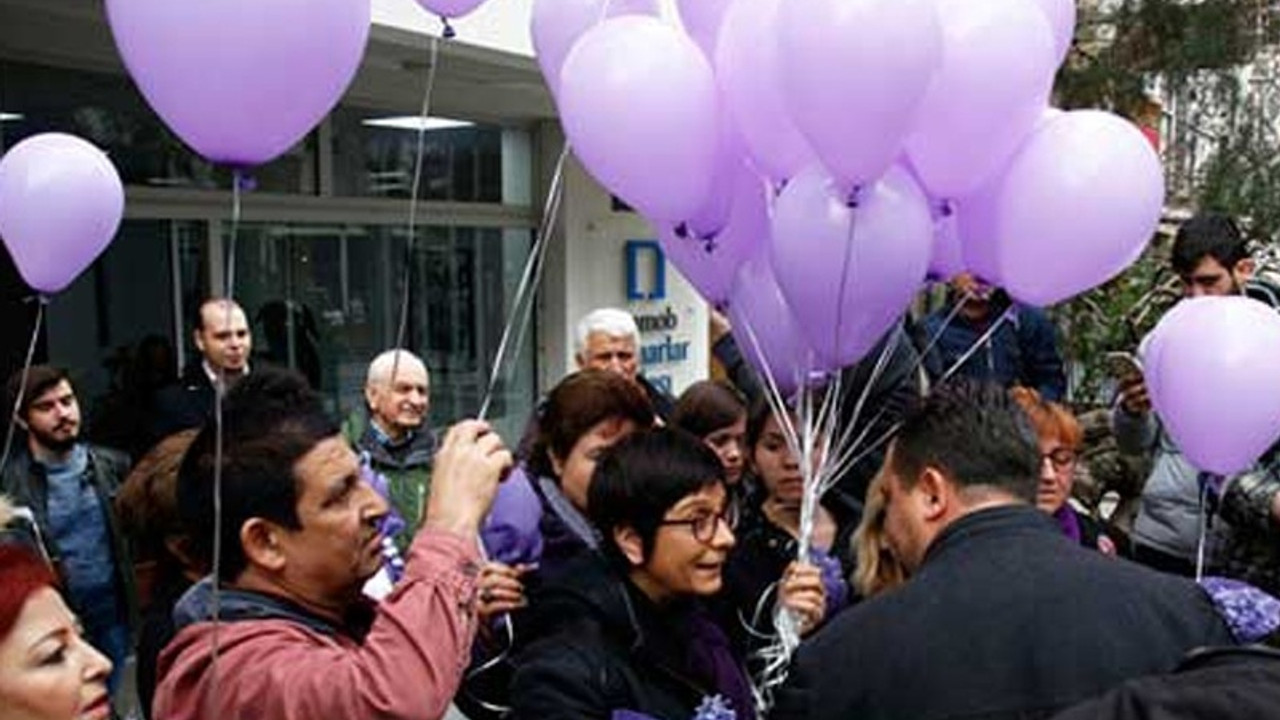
[3,211,1280,720]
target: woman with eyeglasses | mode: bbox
[1011,387,1118,555]
[511,428,762,720]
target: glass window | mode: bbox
[43,220,205,457]
[0,61,315,193]
[221,222,536,445]
[329,106,532,205]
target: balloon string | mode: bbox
[391,34,444,386]
[837,306,1019,476]
[477,146,569,421]
[0,297,46,480]
[205,165,244,720]
[829,187,861,363]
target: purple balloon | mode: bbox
[1034,0,1077,66]
[106,0,369,168]
[685,121,750,239]
[416,0,487,19]
[716,0,814,183]
[770,165,933,367]
[779,0,942,191]
[559,16,720,223]
[904,0,1056,199]
[0,134,124,295]
[1147,297,1280,475]
[958,110,1164,306]
[728,250,824,397]
[531,0,659,94]
[659,160,769,305]
[676,0,733,58]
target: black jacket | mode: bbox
[146,362,217,449]
[771,505,1234,720]
[0,444,137,638]
[510,553,755,720]
[1049,646,1280,720]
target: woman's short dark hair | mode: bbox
[588,428,725,566]
[671,380,747,440]
[178,368,339,581]
[528,370,654,479]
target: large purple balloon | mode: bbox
[1034,0,1077,66]
[904,0,1056,199]
[106,0,369,168]
[958,110,1164,306]
[779,0,941,191]
[0,134,124,295]
[677,0,733,58]
[770,165,933,367]
[417,0,487,19]
[716,0,814,183]
[559,16,719,223]
[659,160,768,305]
[728,251,824,397]
[531,0,659,94]
[1147,296,1280,475]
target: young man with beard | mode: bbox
[0,365,135,690]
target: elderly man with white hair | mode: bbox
[342,349,436,548]
[574,308,675,421]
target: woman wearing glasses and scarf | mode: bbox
[510,428,823,720]
[1011,387,1118,555]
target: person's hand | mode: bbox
[476,562,532,623]
[1118,375,1151,416]
[709,308,733,345]
[779,561,826,636]
[422,420,513,537]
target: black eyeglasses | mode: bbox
[658,503,738,544]
[1042,447,1077,471]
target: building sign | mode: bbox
[626,239,692,395]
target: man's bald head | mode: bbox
[364,350,430,442]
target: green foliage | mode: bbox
[1051,0,1280,406]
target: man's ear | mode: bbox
[192,328,206,354]
[240,518,288,573]
[916,467,952,523]
[1235,257,1256,283]
[573,352,587,370]
[363,383,379,413]
[613,525,646,567]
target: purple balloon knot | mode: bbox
[675,222,691,239]
[702,236,719,254]
[843,185,863,209]
[441,18,457,39]
[229,170,257,192]
[937,199,955,217]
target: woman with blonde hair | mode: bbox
[850,473,908,599]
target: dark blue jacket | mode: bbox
[919,295,1066,401]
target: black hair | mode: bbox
[890,379,1039,503]
[177,367,339,581]
[1171,213,1249,276]
[671,380,747,440]
[746,395,789,453]
[588,428,725,567]
[5,365,71,423]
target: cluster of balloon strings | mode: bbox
[733,274,1014,711]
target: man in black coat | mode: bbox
[146,297,252,449]
[772,380,1234,720]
